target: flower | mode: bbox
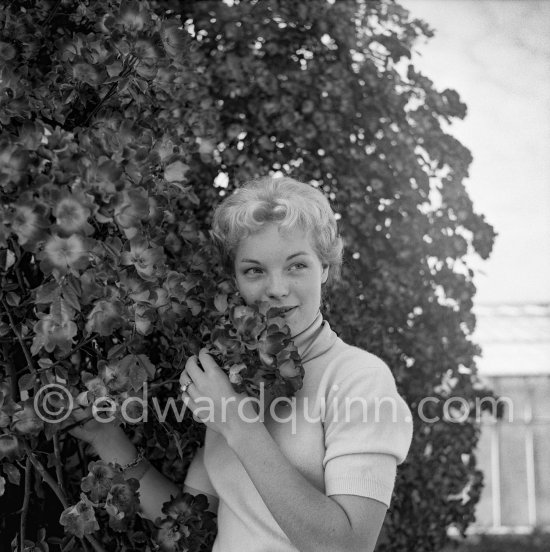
[164,271,195,301]
[11,400,44,435]
[160,20,187,59]
[121,237,165,282]
[10,203,49,248]
[0,434,22,462]
[72,63,101,86]
[231,305,265,342]
[118,0,149,32]
[209,303,305,400]
[277,358,301,379]
[31,299,78,354]
[98,360,132,394]
[53,194,94,236]
[81,461,117,502]
[0,41,16,61]
[133,303,155,335]
[105,479,140,530]
[229,363,246,385]
[0,141,29,188]
[155,519,184,552]
[85,299,125,336]
[113,188,150,233]
[39,234,91,276]
[60,494,99,538]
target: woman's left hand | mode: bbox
[180,348,260,439]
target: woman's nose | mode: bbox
[265,273,289,299]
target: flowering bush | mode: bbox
[1,0,499,550]
[0,0,303,549]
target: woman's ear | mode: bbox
[321,264,329,285]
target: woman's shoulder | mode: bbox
[320,339,399,394]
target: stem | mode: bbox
[23,442,68,509]
[2,343,18,401]
[20,456,32,551]
[1,298,37,376]
[149,378,181,390]
[22,443,107,552]
[83,55,139,126]
[86,535,107,552]
[44,335,97,372]
[8,239,28,295]
[44,0,62,26]
[83,82,118,126]
[53,433,66,495]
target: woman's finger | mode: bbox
[179,369,191,389]
[182,393,209,424]
[185,355,205,382]
[198,348,220,372]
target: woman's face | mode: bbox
[234,223,328,336]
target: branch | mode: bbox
[83,55,139,126]
[1,343,18,401]
[23,442,68,509]
[44,334,98,373]
[20,456,32,552]
[53,433,66,495]
[8,237,27,293]
[1,298,37,376]
[22,442,107,552]
[86,535,108,552]
[43,0,63,26]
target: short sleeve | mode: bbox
[184,445,218,498]
[322,350,413,507]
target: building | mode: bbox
[472,303,550,532]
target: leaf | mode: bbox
[214,293,228,313]
[2,462,21,486]
[18,373,37,393]
[164,160,189,183]
[35,281,60,305]
[118,354,148,391]
[62,285,80,312]
[5,292,20,307]
[0,249,15,271]
[37,358,53,370]
[107,343,127,360]
[136,354,155,378]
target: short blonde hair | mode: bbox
[211,176,343,284]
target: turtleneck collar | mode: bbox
[292,311,338,364]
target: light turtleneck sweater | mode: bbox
[185,313,413,552]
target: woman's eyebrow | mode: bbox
[239,258,261,264]
[287,252,308,260]
[238,252,309,264]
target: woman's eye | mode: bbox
[244,267,263,275]
[289,263,306,271]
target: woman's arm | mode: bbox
[69,413,217,520]
[183,350,387,552]
[228,420,387,552]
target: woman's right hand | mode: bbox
[63,404,122,450]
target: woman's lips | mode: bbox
[269,305,297,316]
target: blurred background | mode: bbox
[400,0,550,547]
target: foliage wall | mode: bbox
[0,0,497,551]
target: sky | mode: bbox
[399,0,550,305]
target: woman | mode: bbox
[72,176,413,552]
